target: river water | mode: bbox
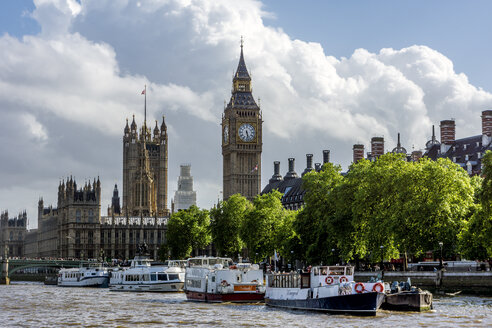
[0,283,490,327]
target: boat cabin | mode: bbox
[268,266,355,289]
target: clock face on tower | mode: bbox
[238,123,256,142]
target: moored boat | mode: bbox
[184,256,265,302]
[265,266,385,316]
[109,256,185,292]
[382,280,433,311]
[57,264,110,288]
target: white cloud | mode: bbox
[1,0,492,225]
[21,113,48,141]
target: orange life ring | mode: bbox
[372,282,384,293]
[325,276,334,285]
[339,276,349,283]
[354,282,365,293]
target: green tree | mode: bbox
[295,162,344,264]
[165,205,211,259]
[210,194,252,258]
[240,190,285,263]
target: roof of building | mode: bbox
[234,44,251,80]
[424,134,492,175]
[227,91,259,109]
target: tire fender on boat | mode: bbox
[372,282,384,292]
[325,276,334,285]
[354,282,365,293]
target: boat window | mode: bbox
[328,267,345,276]
[313,267,319,276]
[158,273,168,281]
[346,267,354,275]
[320,267,328,275]
[209,259,218,266]
[151,273,157,281]
[143,274,149,281]
[212,276,215,282]
[168,274,179,281]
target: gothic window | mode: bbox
[75,231,81,245]
[76,210,81,223]
[88,209,94,223]
[9,231,13,240]
[88,231,93,245]
[18,232,22,241]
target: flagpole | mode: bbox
[144,84,147,127]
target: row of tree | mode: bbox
[161,152,492,265]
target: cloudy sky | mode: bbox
[1,0,492,228]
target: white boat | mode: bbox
[58,264,110,288]
[184,256,265,302]
[265,265,386,316]
[109,256,185,292]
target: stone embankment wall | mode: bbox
[355,271,492,295]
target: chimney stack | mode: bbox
[482,110,492,136]
[302,154,314,176]
[371,137,384,158]
[440,119,455,145]
[269,161,283,183]
[353,144,364,163]
[322,150,330,164]
[284,158,298,180]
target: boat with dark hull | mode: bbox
[266,291,385,315]
[382,281,433,311]
[265,266,385,316]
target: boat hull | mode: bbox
[186,290,265,303]
[265,291,385,316]
[109,282,184,292]
[58,276,109,288]
[382,291,433,311]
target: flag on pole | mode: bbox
[141,89,146,95]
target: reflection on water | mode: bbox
[0,283,491,327]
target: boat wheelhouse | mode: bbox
[265,265,385,316]
[109,256,185,292]
[57,264,110,288]
[184,256,265,302]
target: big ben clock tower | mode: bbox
[222,41,262,201]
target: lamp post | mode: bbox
[290,250,294,271]
[380,245,384,272]
[439,241,443,270]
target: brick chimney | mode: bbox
[440,120,455,145]
[353,144,364,163]
[371,137,384,158]
[482,110,492,147]
[440,119,455,154]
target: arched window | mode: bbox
[88,209,94,223]
[76,210,81,223]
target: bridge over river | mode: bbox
[1,258,90,283]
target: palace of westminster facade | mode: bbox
[1,44,260,260]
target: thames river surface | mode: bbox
[1,283,491,327]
